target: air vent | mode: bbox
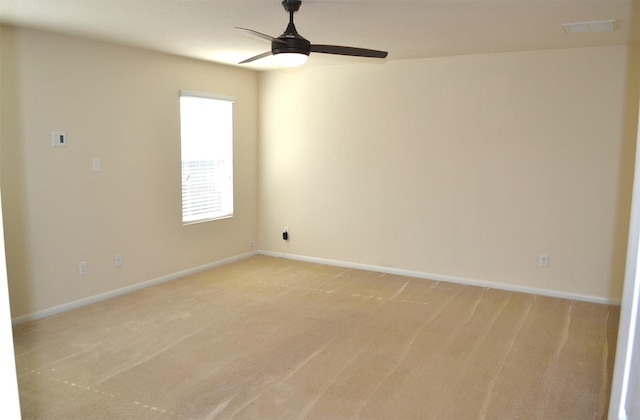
[562,19,616,34]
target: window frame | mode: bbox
[179,90,235,225]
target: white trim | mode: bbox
[11,251,258,326]
[179,90,235,103]
[258,250,620,305]
[608,77,640,420]
[0,192,21,416]
[12,248,620,326]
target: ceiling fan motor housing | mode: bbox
[273,33,311,56]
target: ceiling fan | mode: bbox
[236,0,388,67]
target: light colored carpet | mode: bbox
[13,255,619,419]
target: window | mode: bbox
[180,91,234,224]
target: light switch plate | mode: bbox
[52,131,66,147]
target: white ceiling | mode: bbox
[0,0,638,71]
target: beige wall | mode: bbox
[1,25,638,319]
[0,26,259,319]
[259,46,639,301]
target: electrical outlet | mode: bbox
[539,254,549,268]
[115,253,123,267]
[283,227,289,241]
[249,236,254,248]
[79,261,88,275]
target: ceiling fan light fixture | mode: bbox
[273,52,309,68]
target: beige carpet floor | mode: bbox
[13,255,619,419]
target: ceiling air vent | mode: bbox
[562,19,616,34]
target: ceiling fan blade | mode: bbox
[235,27,288,45]
[239,51,273,64]
[310,44,388,59]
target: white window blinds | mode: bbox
[180,91,234,224]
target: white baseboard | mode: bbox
[258,250,621,306]
[13,249,618,325]
[12,251,258,325]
